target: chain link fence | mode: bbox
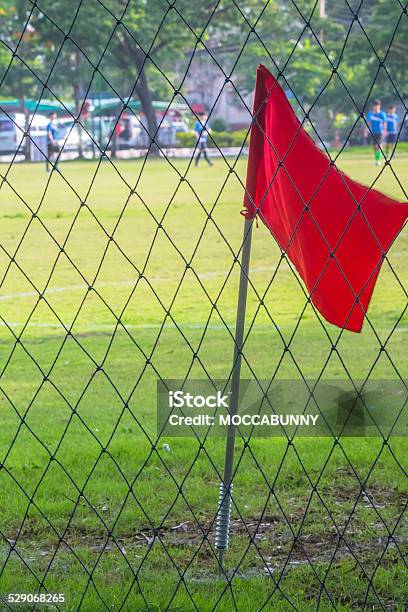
[0,0,407,610]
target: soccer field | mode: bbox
[0,153,407,610]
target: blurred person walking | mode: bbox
[46,111,60,172]
[385,104,399,159]
[365,100,386,166]
[194,112,213,167]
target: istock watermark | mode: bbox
[168,390,230,409]
[157,379,408,438]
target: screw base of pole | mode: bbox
[215,481,233,576]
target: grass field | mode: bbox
[0,149,407,610]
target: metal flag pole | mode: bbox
[215,216,253,576]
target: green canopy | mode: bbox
[0,98,188,118]
[0,99,74,115]
[91,99,189,117]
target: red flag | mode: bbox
[243,65,408,332]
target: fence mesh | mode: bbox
[0,0,407,610]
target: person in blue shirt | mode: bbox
[46,111,60,172]
[385,104,399,159]
[365,100,387,166]
[194,112,213,167]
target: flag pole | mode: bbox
[215,216,253,576]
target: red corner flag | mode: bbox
[243,65,408,332]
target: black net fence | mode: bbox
[0,0,407,610]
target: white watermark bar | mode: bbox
[157,379,408,438]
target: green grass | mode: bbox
[0,149,407,610]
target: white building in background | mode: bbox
[179,49,253,130]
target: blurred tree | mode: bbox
[98,0,264,149]
[0,0,42,100]
[340,0,408,105]
[227,0,407,112]
[0,0,266,151]
[0,0,45,158]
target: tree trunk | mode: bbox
[111,108,121,159]
[114,37,159,154]
[135,63,159,155]
[24,108,31,161]
[20,96,31,161]
[73,80,84,159]
[72,51,84,160]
